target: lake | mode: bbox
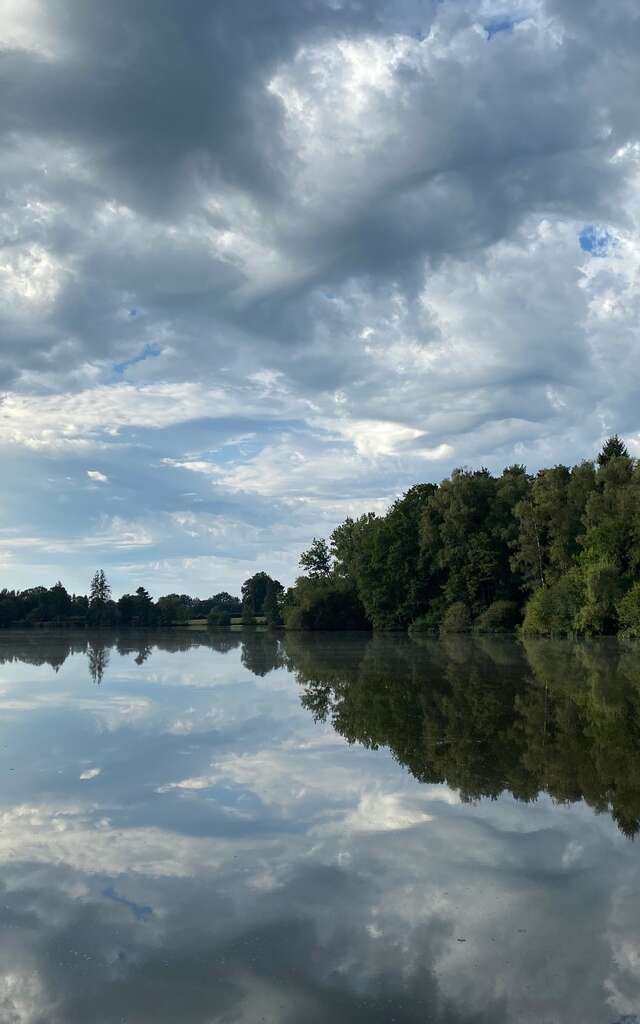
[0,629,639,1023]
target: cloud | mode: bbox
[0,383,247,451]
[81,515,154,550]
[1,0,640,591]
[86,469,108,483]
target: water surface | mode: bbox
[0,630,639,1023]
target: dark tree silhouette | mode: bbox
[299,538,332,578]
[598,434,629,466]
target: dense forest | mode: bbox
[284,435,640,637]
[3,436,640,637]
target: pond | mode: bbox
[0,629,639,1022]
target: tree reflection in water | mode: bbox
[87,639,110,685]
[284,633,640,838]
[1,628,639,836]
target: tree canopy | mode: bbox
[285,436,640,636]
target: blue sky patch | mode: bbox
[579,225,615,257]
[485,17,516,39]
[113,343,161,377]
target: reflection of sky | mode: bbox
[0,634,638,1022]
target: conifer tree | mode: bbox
[89,569,111,605]
[598,434,629,466]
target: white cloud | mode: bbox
[0,803,227,877]
[81,516,154,550]
[0,244,64,310]
[0,384,231,451]
[86,469,108,483]
[157,773,218,794]
[344,792,434,832]
[0,0,60,57]
[327,418,427,457]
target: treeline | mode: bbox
[0,570,237,629]
[283,435,640,636]
[0,568,286,630]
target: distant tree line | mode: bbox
[0,575,240,629]
[0,563,290,630]
[0,565,287,630]
[284,435,640,636]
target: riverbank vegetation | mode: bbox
[284,436,640,637]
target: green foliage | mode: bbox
[241,600,255,626]
[284,577,369,631]
[617,582,640,637]
[512,462,597,591]
[193,592,241,618]
[335,485,438,629]
[581,455,639,572]
[0,578,243,631]
[521,570,584,636]
[87,570,116,626]
[241,572,283,616]
[330,513,377,579]
[283,435,640,636]
[207,608,231,630]
[263,581,284,627]
[156,595,191,625]
[574,560,621,635]
[116,587,158,627]
[423,468,526,615]
[521,586,558,636]
[598,434,629,466]
[299,537,332,578]
[474,600,520,634]
[407,616,434,635]
[89,569,111,604]
[408,598,447,636]
[440,602,472,634]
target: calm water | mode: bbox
[0,630,639,1023]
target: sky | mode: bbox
[1,0,640,598]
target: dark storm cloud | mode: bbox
[0,0,627,375]
[2,1,394,208]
